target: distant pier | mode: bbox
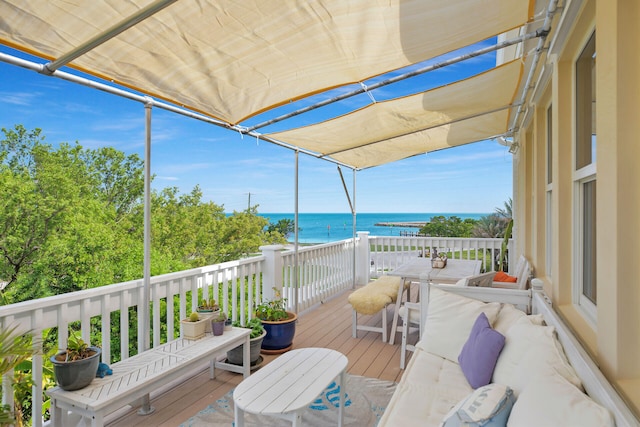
[375,221,426,228]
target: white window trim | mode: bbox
[572,172,597,327]
[545,188,553,277]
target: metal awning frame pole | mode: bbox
[352,171,357,289]
[337,166,357,288]
[139,98,155,416]
[510,0,559,135]
[293,150,299,313]
[246,28,549,133]
[142,100,152,355]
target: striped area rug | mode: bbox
[180,374,396,427]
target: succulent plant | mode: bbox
[188,312,200,322]
[198,298,219,311]
[213,311,227,322]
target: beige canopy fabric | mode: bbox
[268,60,523,169]
[1,0,532,124]
[0,0,537,169]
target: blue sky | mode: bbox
[0,45,513,214]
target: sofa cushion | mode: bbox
[493,316,582,396]
[458,312,505,388]
[418,288,502,362]
[507,374,614,427]
[493,304,544,336]
[441,383,515,427]
[379,347,473,427]
[493,303,525,335]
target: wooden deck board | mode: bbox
[107,289,411,427]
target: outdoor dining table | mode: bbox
[386,258,482,344]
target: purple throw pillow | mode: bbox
[458,312,506,389]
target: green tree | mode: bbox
[0,126,144,302]
[266,218,298,239]
[419,215,477,237]
[81,146,144,219]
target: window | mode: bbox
[581,179,597,304]
[576,33,596,168]
[574,31,597,319]
[546,105,553,276]
[547,106,553,185]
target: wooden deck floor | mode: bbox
[107,287,414,426]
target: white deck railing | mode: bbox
[369,235,513,277]
[0,235,510,426]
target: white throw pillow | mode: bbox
[492,304,527,335]
[418,288,501,362]
[492,316,582,396]
[441,383,515,427]
[493,305,546,336]
[507,374,614,427]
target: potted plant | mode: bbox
[431,248,448,268]
[181,312,208,340]
[211,311,227,336]
[197,298,220,313]
[255,289,297,354]
[50,331,101,391]
[197,298,220,333]
[226,318,267,365]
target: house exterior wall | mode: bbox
[519,0,640,416]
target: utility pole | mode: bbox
[246,192,251,211]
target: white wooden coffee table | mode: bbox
[233,347,348,426]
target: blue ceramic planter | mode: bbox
[260,312,297,354]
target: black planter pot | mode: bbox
[260,311,297,354]
[50,347,101,391]
[226,330,266,365]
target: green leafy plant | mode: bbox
[0,326,37,426]
[232,317,265,339]
[212,311,227,322]
[255,289,289,321]
[55,331,97,362]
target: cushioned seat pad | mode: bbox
[379,348,473,426]
[348,276,402,315]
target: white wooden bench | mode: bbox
[47,327,251,427]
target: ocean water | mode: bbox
[260,213,488,244]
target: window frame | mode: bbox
[572,30,597,325]
[545,104,553,277]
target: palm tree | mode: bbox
[473,199,514,271]
[0,326,36,426]
[495,197,513,219]
[472,214,505,238]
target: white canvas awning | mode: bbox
[0,0,537,168]
[267,59,523,169]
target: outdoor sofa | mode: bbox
[379,284,638,427]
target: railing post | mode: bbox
[260,245,284,301]
[355,232,370,286]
